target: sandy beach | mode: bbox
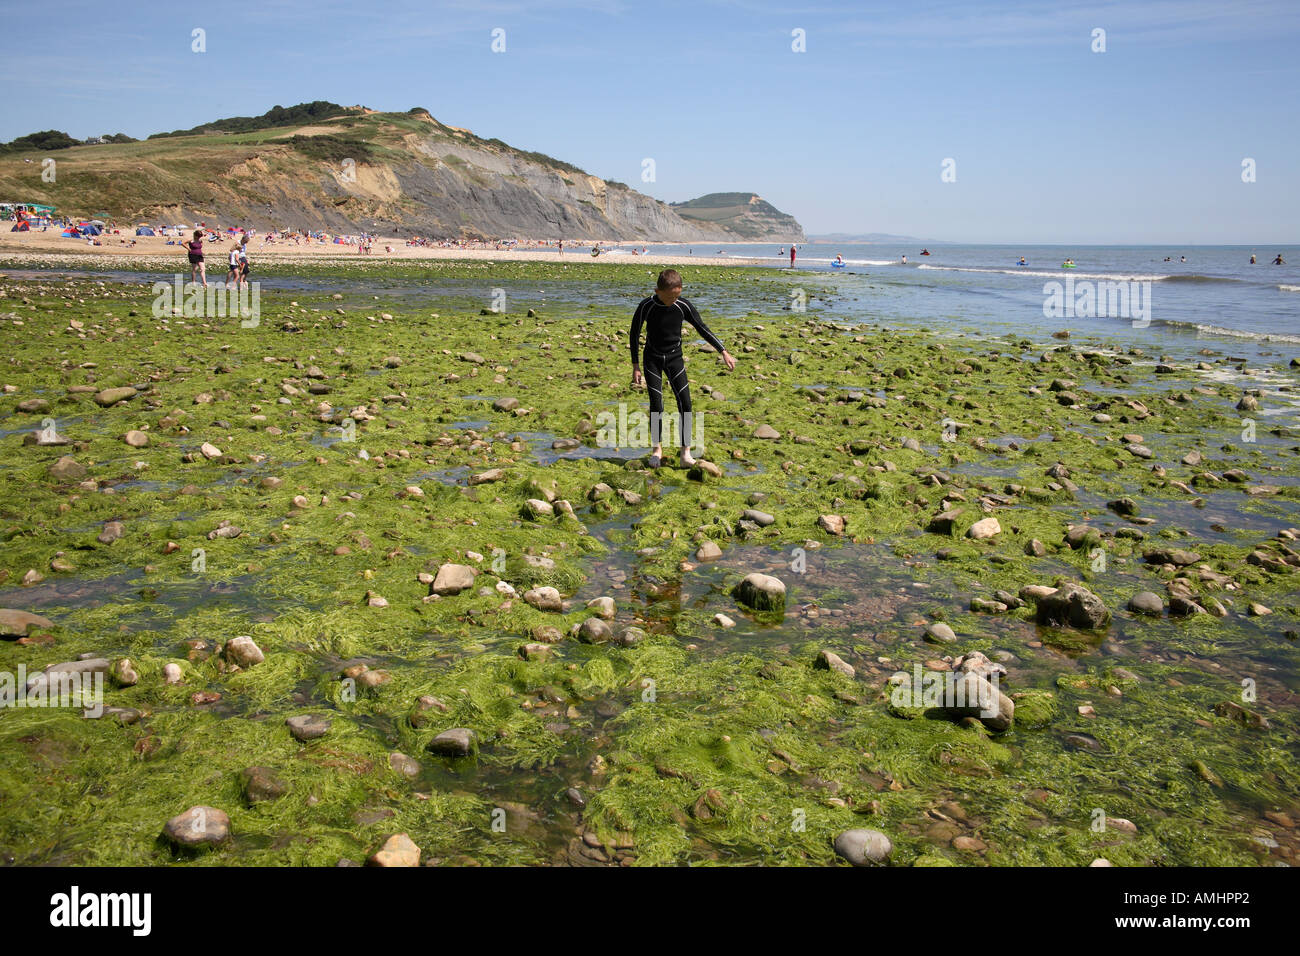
[0,228,770,269]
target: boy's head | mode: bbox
[656,269,683,305]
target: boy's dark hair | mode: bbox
[657,269,683,290]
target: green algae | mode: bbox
[0,266,1297,867]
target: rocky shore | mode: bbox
[0,261,1296,866]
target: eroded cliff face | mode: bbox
[384,136,729,240]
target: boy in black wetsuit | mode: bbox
[630,269,736,468]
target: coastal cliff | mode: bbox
[0,105,804,241]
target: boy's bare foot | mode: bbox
[679,447,696,467]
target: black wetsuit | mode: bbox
[629,294,725,449]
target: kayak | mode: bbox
[1061,263,1076,269]
[831,260,846,269]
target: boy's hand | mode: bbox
[721,350,737,372]
[631,367,643,387]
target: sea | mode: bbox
[600,242,1300,351]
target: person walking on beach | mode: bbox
[237,235,251,289]
[183,229,207,288]
[630,269,736,469]
[226,242,241,287]
[789,245,796,267]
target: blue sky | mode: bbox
[4,0,1298,242]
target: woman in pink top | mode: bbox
[183,229,207,288]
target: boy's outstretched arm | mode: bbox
[682,299,737,371]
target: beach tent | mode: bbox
[77,222,102,235]
[136,226,155,236]
[11,220,30,231]
[61,228,80,238]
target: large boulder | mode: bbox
[48,456,86,481]
[967,517,1001,540]
[25,658,109,695]
[577,617,612,644]
[286,714,331,741]
[426,728,477,757]
[942,672,1015,732]
[0,609,54,637]
[833,828,892,866]
[523,587,562,612]
[1035,583,1111,630]
[162,806,231,849]
[93,386,137,408]
[432,563,476,596]
[368,832,421,867]
[223,636,264,667]
[732,573,787,612]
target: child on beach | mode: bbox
[630,269,736,468]
[183,230,206,288]
[227,243,241,287]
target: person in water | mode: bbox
[1019,257,1027,266]
[1180,256,1187,262]
[920,248,930,255]
[1250,254,1256,264]
[630,269,737,468]
[1275,254,1286,265]
[834,254,844,264]
[901,254,908,264]
[789,245,796,267]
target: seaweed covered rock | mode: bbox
[524,586,562,611]
[943,672,1015,732]
[427,727,477,757]
[162,806,231,849]
[732,572,786,612]
[1035,583,1111,630]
